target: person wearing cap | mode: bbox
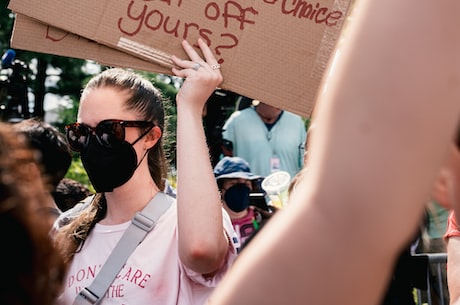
[214,156,275,249]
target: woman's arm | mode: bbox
[207,0,460,304]
[172,39,230,274]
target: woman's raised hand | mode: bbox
[172,39,223,111]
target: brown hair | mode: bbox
[13,117,72,190]
[0,122,66,305]
[55,68,168,262]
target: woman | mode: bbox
[55,39,237,304]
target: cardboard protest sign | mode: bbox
[11,14,172,75]
[9,0,352,117]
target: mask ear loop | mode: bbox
[130,125,155,146]
[131,125,155,172]
[136,149,150,168]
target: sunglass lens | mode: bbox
[96,121,125,147]
[66,124,90,152]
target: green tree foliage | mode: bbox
[66,158,95,193]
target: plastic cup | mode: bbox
[261,171,291,209]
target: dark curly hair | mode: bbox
[13,118,72,191]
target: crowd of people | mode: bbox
[2,0,460,304]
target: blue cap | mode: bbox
[214,157,261,180]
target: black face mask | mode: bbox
[80,135,141,193]
[224,184,251,213]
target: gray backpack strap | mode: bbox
[73,192,173,305]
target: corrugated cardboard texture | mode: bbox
[9,0,352,117]
[11,14,172,75]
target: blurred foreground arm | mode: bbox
[207,1,460,304]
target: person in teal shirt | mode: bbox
[222,101,306,179]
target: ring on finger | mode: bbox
[192,63,202,71]
[210,64,221,70]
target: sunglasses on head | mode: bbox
[65,119,154,152]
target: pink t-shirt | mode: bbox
[56,198,238,305]
[231,208,259,246]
